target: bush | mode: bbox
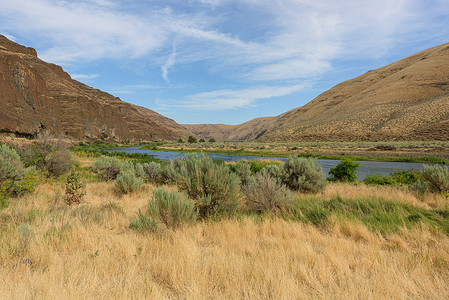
[20,131,73,177]
[364,169,421,186]
[129,210,158,232]
[233,161,252,186]
[147,188,198,229]
[142,162,162,183]
[418,164,449,193]
[208,138,216,143]
[0,144,25,182]
[12,168,40,197]
[363,173,392,185]
[167,154,240,217]
[89,156,124,181]
[199,138,205,143]
[187,136,197,143]
[389,169,421,185]
[242,171,293,215]
[115,170,143,194]
[64,171,86,205]
[265,164,285,180]
[0,145,39,203]
[328,158,360,183]
[281,156,327,193]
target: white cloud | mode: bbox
[70,73,99,80]
[161,43,177,83]
[175,84,306,110]
[1,0,448,99]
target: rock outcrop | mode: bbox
[0,35,192,141]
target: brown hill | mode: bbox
[185,117,274,142]
[0,35,192,141]
[189,43,449,142]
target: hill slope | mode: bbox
[189,43,449,142]
[0,35,191,141]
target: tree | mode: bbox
[187,136,197,143]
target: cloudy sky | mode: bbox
[1,0,448,124]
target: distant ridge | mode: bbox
[188,43,449,142]
[0,35,192,141]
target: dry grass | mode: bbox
[0,181,448,299]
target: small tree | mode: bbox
[208,138,216,143]
[328,158,360,183]
[187,136,197,143]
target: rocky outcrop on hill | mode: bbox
[0,35,191,141]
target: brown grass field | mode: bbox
[1,163,449,300]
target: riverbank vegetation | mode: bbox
[1,135,448,298]
[140,139,449,164]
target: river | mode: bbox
[108,146,437,180]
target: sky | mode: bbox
[1,0,449,125]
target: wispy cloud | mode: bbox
[166,84,306,110]
[161,43,177,83]
[71,73,99,80]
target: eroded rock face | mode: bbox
[0,35,191,141]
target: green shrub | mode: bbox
[281,156,327,193]
[389,169,421,185]
[147,188,197,229]
[0,145,39,202]
[328,158,360,183]
[265,164,285,180]
[129,210,158,232]
[199,138,205,143]
[20,131,73,177]
[242,171,293,215]
[12,168,40,197]
[89,156,123,181]
[363,173,392,185]
[208,138,216,143]
[142,162,162,183]
[0,144,25,182]
[187,136,197,143]
[64,171,86,205]
[418,164,449,193]
[364,169,421,186]
[115,170,143,194]
[167,154,240,217]
[233,161,252,186]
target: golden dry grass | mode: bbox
[1,181,448,299]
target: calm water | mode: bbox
[108,146,437,180]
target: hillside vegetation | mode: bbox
[188,42,449,142]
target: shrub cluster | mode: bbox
[413,165,449,194]
[166,154,240,217]
[328,158,360,183]
[242,171,293,215]
[20,131,73,177]
[0,144,40,207]
[280,156,327,193]
[130,188,197,231]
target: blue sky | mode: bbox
[1,0,449,125]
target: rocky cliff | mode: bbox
[0,35,191,141]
